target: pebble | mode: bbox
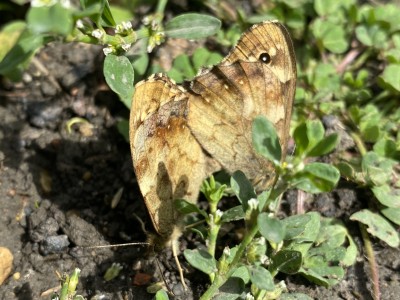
[39,235,70,255]
[0,247,13,285]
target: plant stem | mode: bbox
[156,0,168,15]
[200,223,259,300]
[350,132,367,156]
[360,223,380,300]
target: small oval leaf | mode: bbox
[252,116,282,165]
[103,54,134,108]
[183,248,217,274]
[258,213,286,244]
[165,13,221,39]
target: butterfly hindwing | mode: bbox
[129,74,218,237]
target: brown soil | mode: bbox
[0,42,399,300]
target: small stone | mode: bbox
[0,247,13,285]
[40,235,70,255]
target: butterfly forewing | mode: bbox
[187,21,296,189]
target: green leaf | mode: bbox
[0,21,26,62]
[230,170,256,210]
[0,29,46,76]
[183,248,217,274]
[231,265,250,284]
[246,237,267,264]
[221,205,244,222]
[307,120,325,148]
[350,209,400,247]
[312,63,341,92]
[103,54,134,108]
[373,138,400,160]
[258,213,286,244]
[374,4,400,32]
[80,0,116,27]
[316,218,357,266]
[336,162,355,180]
[292,163,340,193]
[165,13,221,39]
[371,185,400,208]
[300,263,344,287]
[362,152,395,186]
[381,207,400,226]
[174,199,208,218]
[131,53,149,77]
[281,214,311,240]
[155,289,169,300]
[355,25,388,48]
[116,119,129,142]
[379,64,400,92]
[27,3,73,36]
[216,277,245,299]
[280,293,313,300]
[312,19,348,53]
[293,122,308,157]
[307,134,338,157]
[252,116,282,165]
[109,5,133,24]
[269,250,302,274]
[167,53,196,82]
[192,47,223,70]
[284,212,321,243]
[248,266,275,291]
[314,0,352,16]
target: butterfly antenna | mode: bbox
[85,242,149,249]
[155,256,175,296]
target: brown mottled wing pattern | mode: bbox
[129,74,217,237]
[187,21,296,189]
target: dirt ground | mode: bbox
[0,42,399,300]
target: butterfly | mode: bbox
[129,20,296,241]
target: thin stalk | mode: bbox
[350,131,367,156]
[155,0,168,15]
[360,223,380,300]
[200,224,260,300]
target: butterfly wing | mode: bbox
[129,74,218,237]
[187,21,296,189]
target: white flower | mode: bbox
[91,29,104,39]
[31,0,57,7]
[260,255,270,265]
[256,237,266,245]
[215,209,223,218]
[142,16,150,26]
[59,0,71,8]
[245,293,255,300]
[122,44,131,51]
[121,21,132,30]
[103,47,113,56]
[248,198,259,210]
[76,20,84,29]
[115,22,132,34]
[223,247,230,256]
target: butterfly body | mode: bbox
[130,20,296,238]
